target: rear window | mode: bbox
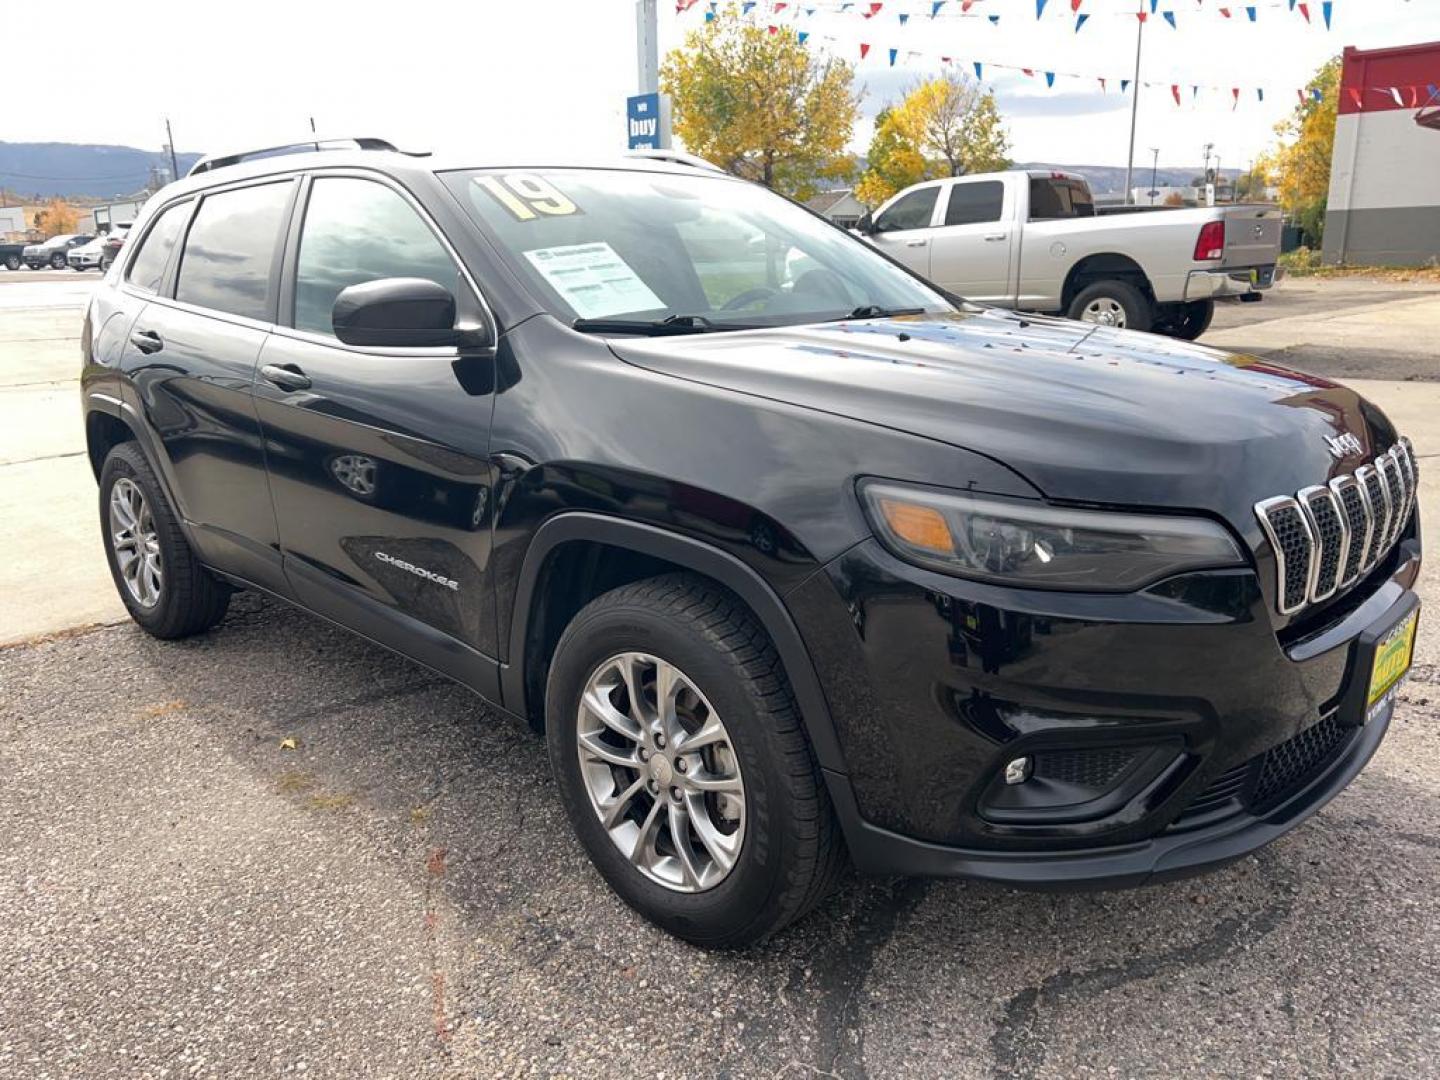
[943,181,1004,227]
[1029,178,1095,220]
[125,203,189,295]
[175,181,293,321]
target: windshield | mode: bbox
[444,168,951,330]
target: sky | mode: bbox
[9,0,1440,174]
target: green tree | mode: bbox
[856,74,1011,206]
[1270,57,1340,245]
[660,6,860,198]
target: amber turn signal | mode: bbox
[877,497,954,555]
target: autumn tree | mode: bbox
[35,198,81,238]
[660,7,859,198]
[1269,57,1340,245]
[856,74,1010,206]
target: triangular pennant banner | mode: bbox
[1036,0,1048,17]
[1171,84,1181,106]
[1257,88,1264,101]
[930,0,945,14]
[1297,2,1309,22]
[988,14,1000,24]
[974,61,983,79]
[797,30,809,43]
[863,2,882,17]
[1232,87,1240,109]
[859,42,870,58]
[1136,11,1147,22]
[1347,87,1363,109]
[1245,6,1257,21]
[1162,11,1176,28]
[1075,13,1089,30]
[1321,1,1332,28]
[1121,79,1131,93]
[1045,71,1056,87]
[1071,0,1082,10]
[888,47,898,65]
[898,12,909,23]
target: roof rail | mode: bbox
[624,148,726,173]
[187,136,423,177]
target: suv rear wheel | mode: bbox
[99,442,230,638]
[546,573,845,947]
[49,252,66,269]
[3,255,18,271]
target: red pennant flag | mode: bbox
[1098,76,1107,92]
[1297,2,1310,21]
[1023,68,1035,76]
[1136,11,1147,21]
[1219,6,1231,16]
[1347,87,1362,109]
[676,0,699,10]
[1232,87,1240,109]
[1172,84,1182,105]
[774,1,787,9]
[941,55,952,63]
[859,42,871,58]
[766,23,778,33]
[1071,0,1082,9]
[962,0,974,9]
[863,2,883,16]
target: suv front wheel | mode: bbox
[99,442,230,638]
[546,574,845,947]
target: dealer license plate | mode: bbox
[1366,607,1419,723]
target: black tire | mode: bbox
[99,441,230,639]
[546,573,845,948]
[1067,279,1154,333]
[1161,299,1215,341]
[50,253,66,269]
[3,255,18,271]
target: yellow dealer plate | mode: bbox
[1367,607,1419,721]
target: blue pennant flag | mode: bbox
[741,0,755,11]
[1075,13,1089,30]
[1321,1,1332,28]
[1288,0,1296,8]
[1257,88,1265,101]
[1162,11,1175,28]
[1037,0,1048,17]
[888,48,898,66]
[931,0,946,15]
[797,30,808,43]
[1311,87,1323,101]
[1149,0,1158,12]
[1121,79,1131,93]
[704,9,714,19]
[1245,6,1256,20]
[1045,71,1055,88]
[1192,85,1200,98]
[974,61,983,80]
[899,13,909,24]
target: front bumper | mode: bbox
[1185,263,1283,301]
[786,528,1420,887]
[68,253,101,268]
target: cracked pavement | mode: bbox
[2,273,1439,1077]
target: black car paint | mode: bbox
[81,151,1420,889]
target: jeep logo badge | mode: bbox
[1324,432,1364,459]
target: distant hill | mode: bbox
[1016,162,1242,194]
[0,142,204,199]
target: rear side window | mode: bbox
[1029,178,1096,220]
[175,182,293,321]
[293,178,458,337]
[943,182,1004,227]
[126,203,188,294]
[875,186,938,232]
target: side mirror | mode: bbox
[332,277,492,350]
[856,211,876,234]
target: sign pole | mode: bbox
[630,0,671,149]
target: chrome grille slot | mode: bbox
[1255,440,1414,616]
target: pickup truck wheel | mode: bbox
[99,442,231,639]
[546,573,845,948]
[1069,280,1153,333]
[1163,299,1215,341]
[3,255,19,271]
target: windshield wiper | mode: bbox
[843,305,928,320]
[571,313,757,336]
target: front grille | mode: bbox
[1255,440,1416,615]
[1033,747,1139,788]
[1170,712,1358,830]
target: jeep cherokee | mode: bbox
[81,139,1422,948]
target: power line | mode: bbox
[0,169,155,182]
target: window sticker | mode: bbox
[522,242,663,319]
[474,174,580,221]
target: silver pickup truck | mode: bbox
[858,169,1282,340]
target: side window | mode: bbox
[943,182,1005,227]
[175,182,293,321]
[874,187,939,232]
[126,202,190,295]
[294,178,459,337]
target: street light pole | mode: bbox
[164,117,179,183]
[1122,0,1145,206]
[1149,147,1160,204]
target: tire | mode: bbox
[50,253,66,270]
[99,441,231,639]
[1067,279,1154,333]
[1160,299,1215,341]
[3,255,18,271]
[546,573,845,948]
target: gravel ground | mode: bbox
[2,592,1437,1079]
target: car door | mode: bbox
[927,179,1015,305]
[251,172,502,696]
[865,184,942,278]
[118,178,298,596]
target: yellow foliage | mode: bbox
[36,198,81,238]
[1269,57,1340,242]
[660,6,859,199]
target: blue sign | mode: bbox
[626,93,662,150]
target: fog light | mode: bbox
[1004,756,1032,786]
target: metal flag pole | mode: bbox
[1122,1,1145,206]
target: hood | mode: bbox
[608,308,1395,524]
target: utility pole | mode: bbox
[1122,0,1145,206]
[1148,147,1160,204]
[164,118,179,183]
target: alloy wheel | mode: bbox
[110,477,163,608]
[1080,297,1128,328]
[576,652,745,893]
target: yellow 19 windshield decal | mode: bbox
[475,174,580,221]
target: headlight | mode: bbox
[860,480,1245,591]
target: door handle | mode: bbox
[984,233,1008,242]
[905,239,928,248]
[260,363,312,392]
[130,329,163,354]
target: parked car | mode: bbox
[67,234,111,271]
[82,140,1420,947]
[0,241,31,271]
[23,233,93,269]
[99,222,132,270]
[858,170,1282,339]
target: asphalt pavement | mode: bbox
[1,271,1438,1078]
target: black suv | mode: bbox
[82,140,1422,947]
